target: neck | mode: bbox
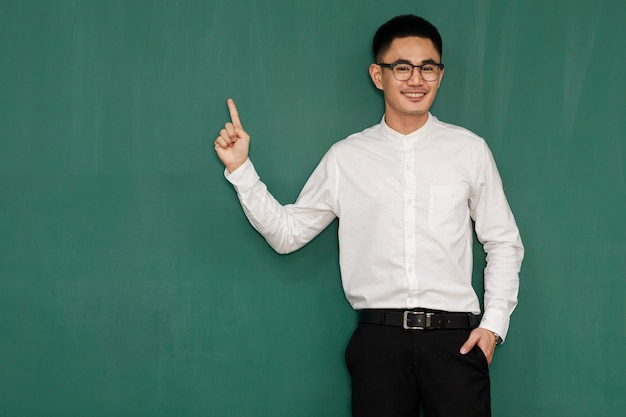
[384,112,430,135]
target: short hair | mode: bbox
[372,15,443,63]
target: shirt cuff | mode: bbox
[478,315,510,344]
[224,159,259,191]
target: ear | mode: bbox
[437,67,445,88]
[369,63,384,91]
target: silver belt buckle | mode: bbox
[403,311,433,330]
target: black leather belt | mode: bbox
[359,309,479,330]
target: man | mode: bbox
[214,14,523,417]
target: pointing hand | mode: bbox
[214,99,251,173]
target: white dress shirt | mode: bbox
[225,113,523,341]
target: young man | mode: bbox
[214,14,523,417]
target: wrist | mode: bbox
[226,159,247,174]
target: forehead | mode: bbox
[381,36,441,63]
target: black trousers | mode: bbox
[345,323,491,417]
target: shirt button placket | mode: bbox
[402,138,418,307]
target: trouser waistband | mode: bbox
[358,309,480,330]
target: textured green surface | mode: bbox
[1,1,625,416]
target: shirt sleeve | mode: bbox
[224,152,339,254]
[469,142,524,342]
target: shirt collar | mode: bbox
[381,113,434,142]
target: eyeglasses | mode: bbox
[378,62,444,82]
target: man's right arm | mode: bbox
[215,99,337,254]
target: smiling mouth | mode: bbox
[403,92,425,98]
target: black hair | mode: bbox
[372,15,443,62]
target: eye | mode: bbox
[421,64,436,73]
[394,64,412,73]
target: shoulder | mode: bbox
[429,115,486,147]
[330,122,385,153]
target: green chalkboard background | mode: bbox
[1,1,625,416]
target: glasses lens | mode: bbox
[420,64,439,81]
[392,64,413,81]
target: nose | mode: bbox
[407,67,425,85]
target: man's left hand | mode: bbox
[460,327,498,365]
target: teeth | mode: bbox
[403,92,425,97]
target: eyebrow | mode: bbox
[392,58,440,65]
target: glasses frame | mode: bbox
[377,61,445,82]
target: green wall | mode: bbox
[1,1,625,416]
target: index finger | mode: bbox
[227,98,243,129]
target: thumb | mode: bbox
[460,332,479,355]
[235,125,250,142]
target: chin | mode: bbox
[402,107,429,116]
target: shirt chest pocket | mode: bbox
[428,185,470,235]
